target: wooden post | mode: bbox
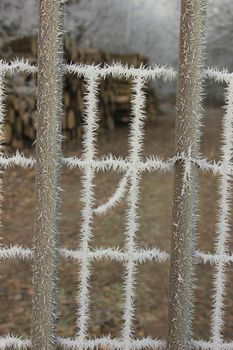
[168,1,206,349]
[31,1,64,349]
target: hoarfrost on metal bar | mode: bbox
[1,59,233,350]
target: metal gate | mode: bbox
[0,0,233,349]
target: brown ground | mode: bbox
[1,105,233,343]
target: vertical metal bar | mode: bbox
[76,75,99,344]
[168,1,206,349]
[122,77,146,349]
[31,1,64,349]
[211,79,233,347]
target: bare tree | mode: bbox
[208,0,233,52]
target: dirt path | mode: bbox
[1,107,233,342]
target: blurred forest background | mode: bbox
[0,0,232,74]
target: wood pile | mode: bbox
[3,35,158,149]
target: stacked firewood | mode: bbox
[3,35,157,149]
